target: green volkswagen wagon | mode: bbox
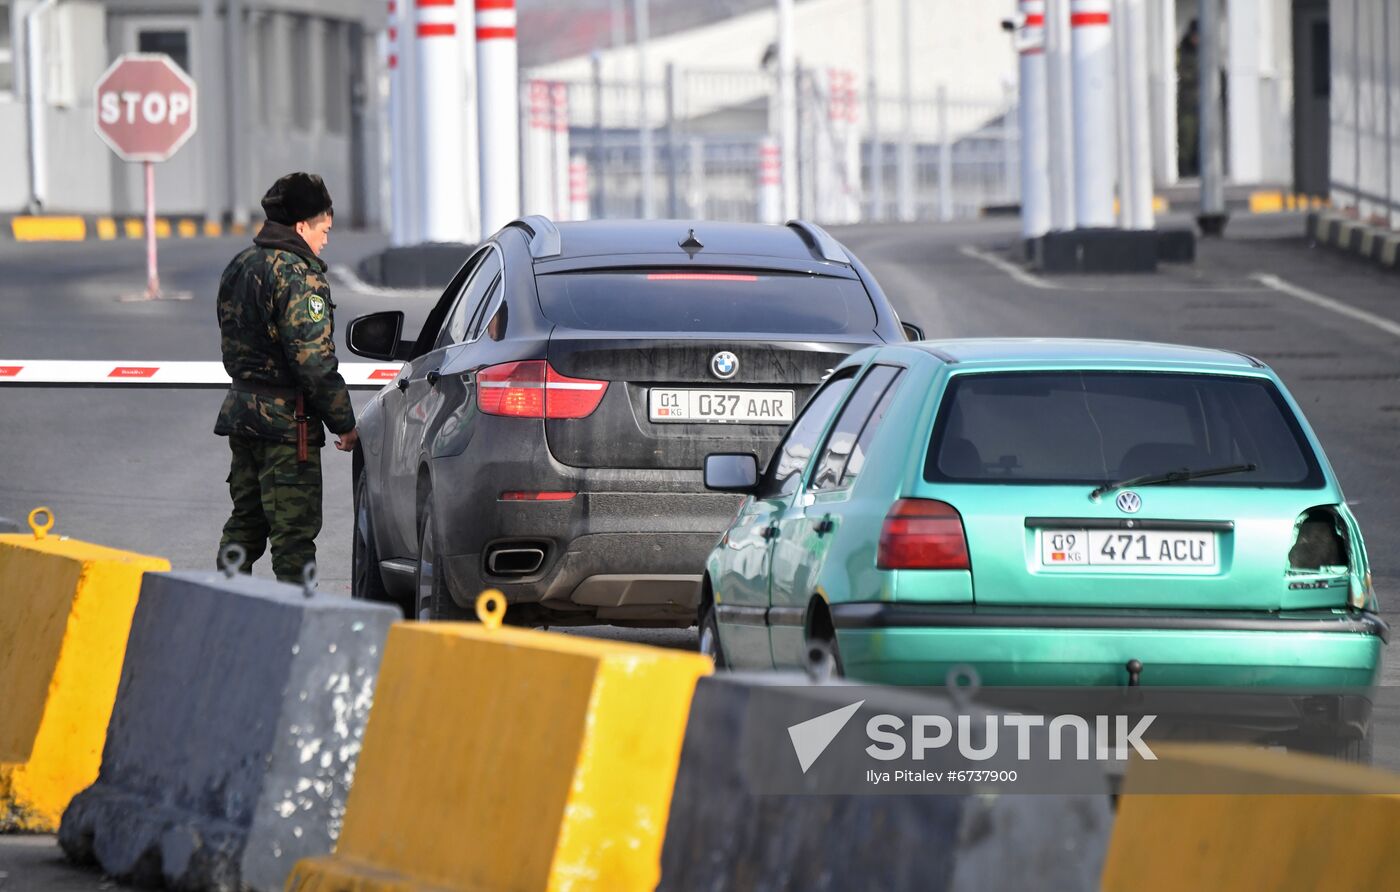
[699,339,1385,688]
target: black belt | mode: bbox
[231,379,300,400]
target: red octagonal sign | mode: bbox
[94,54,198,163]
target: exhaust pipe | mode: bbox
[487,546,545,577]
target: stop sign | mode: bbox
[94,54,198,163]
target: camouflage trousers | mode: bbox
[217,435,322,584]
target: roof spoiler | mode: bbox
[508,214,561,259]
[785,219,850,264]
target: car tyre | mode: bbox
[415,497,469,622]
[698,591,727,669]
[352,469,397,609]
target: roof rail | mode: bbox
[785,219,850,264]
[1231,350,1266,369]
[509,214,562,258]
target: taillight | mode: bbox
[476,361,608,419]
[877,499,970,570]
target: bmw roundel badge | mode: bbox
[711,351,739,380]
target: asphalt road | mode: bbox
[4,213,1400,887]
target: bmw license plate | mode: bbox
[649,389,794,424]
[1039,529,1217,568]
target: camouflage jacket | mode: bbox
[213,222,355,446]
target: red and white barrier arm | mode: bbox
[0,361,403,390]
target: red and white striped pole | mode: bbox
[1018,0,1051,240]
[1070,0,1115,227]
[551,82,571,220]
[387,0,409,245]
[1121,0,1154,231]
[1045,0,1077,231]
[837,69,861,223]
[144,162,160,299]
[523,80,551,215]
[758,136,782,224]
[476,0,520,236]
[568,155,590,221]
[414,0,468,242]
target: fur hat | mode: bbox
[261,173,334,225]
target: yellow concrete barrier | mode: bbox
[1101,744,1400,891]
[95,218,119,240]
[287,592,713,892]
[0,509,168,832]
[1249,190,1286,214]
[11,216,87,242]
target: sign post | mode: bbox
[93,54,198,301]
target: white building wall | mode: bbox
[3,0,385,223]
[1329,0,1400,227]
[528,0,1018,143]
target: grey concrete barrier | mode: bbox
[657,673,1113,892]
[58,567,398,892]
[0,516,20,533]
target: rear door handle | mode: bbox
[812,515,834,535]
[760,524,779,540]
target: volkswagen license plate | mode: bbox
[1039,529,1217,568]
[649,389,794,424]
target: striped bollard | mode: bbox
[1070,0,1116,227]
[568,155,590,222]
[551,83,571,220]
[476,0,521,235]
[523,80,552,216]
[758,137,782,224]
[414,0,468,242]
[1019,0,1052,240]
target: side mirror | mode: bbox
[901,321,925,342]
[704,453,760,493]
[348,311,405,361]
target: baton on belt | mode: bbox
[295,393,309,463]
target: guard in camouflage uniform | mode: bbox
[214,173,358,583]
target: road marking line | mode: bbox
[1251,273,1400,339]
[958,245,1060,290]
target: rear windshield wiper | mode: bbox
[1090,463,1257,501]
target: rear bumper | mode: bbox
[442,530,717,622]
[830,604,1386,687]
[427,420,740,621]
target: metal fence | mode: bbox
[519,64,1018,225]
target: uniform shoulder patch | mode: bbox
[308,295,326,323]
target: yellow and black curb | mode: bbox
[5,215,247,243]
[1308,210,1400,271]
[1246,190,1330,214]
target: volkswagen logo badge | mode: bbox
[711,351,739,380]
[1115,491,1142,514]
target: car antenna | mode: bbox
[679,228,704,257]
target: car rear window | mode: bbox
[534,271,878,334]
[925,372,1324,487]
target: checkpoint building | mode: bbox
[1,0,387,228]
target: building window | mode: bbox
[138,29,190,74]
[0,3,14,95]
[325,20,348,134]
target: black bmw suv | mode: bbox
[348,216,917,624]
